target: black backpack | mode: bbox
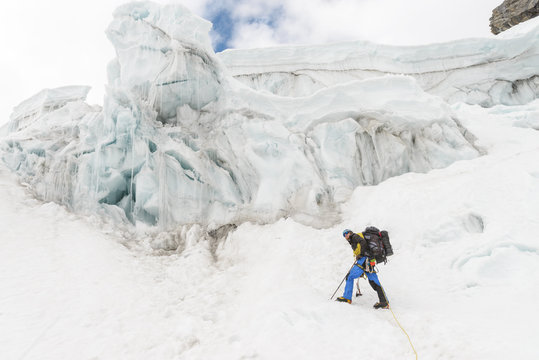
[363,226,394,264]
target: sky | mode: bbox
[0,0,502,125]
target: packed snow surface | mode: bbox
[1,2,539,359]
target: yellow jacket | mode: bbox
[348,232,366,259]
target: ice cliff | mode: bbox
[5,2,536,244]
[219,17,539,107]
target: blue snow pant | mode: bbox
[343,257,388,303]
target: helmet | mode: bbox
[342,229,352,237]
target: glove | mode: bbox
[345,271,350,281]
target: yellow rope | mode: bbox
[383,287,418,359]
[359,265,418,358]
[388,304,418,359]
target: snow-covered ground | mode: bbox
[2,99,539,359]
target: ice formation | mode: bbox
[219,17,539,107]
[7,86,91,133]
[10,1,536,238]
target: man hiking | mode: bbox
[336,228,389,308]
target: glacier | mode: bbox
[2,3,539,358]
[3,1,538,244]
[218,16,539,107]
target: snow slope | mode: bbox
[2,100,538,359]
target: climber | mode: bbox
[336,229,388,308]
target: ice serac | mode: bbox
[105,2,223,123]
[218,17,539,107]
[1,1,481,241]
[8,86,91,132]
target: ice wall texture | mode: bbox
[7,86,91,133]
[0,2,489,236]
[219,17,539,108]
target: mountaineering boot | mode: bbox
[373,302,389,309]
[336,297,351,304]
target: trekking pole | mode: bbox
[330,261,357,300]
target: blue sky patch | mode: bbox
[208,9,234,52]
[206,4,284,52]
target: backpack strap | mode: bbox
[352,233,364,259]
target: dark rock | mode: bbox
[490,0,539,34]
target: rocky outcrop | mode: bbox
[490,0,539,34]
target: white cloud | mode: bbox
[224,0,501,48]
[229,22,282,49]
